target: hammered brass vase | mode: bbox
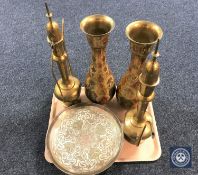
[116,20,163,108]
[80,14,116,104]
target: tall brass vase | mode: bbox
[80,14,116,104]
[116,20,163,108]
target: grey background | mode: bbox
[0,0,197,174]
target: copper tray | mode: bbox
[45,87,161,163]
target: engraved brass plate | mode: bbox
[47,104,123,175]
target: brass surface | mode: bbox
[124,40,161,145]
[80,14,116,104]
[54,76,81,104]
[124,109,153,145]
[45,3,81,105]
[117,20,163,108]
[47,104,123,175]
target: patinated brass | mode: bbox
[47,104,123,175]
[45,3,81,105]
[117,20,163,108]
[80,14,116,104]
[124,40,160,145]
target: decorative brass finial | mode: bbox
[45,2,52,24]
[123,40,161,145]
[152,39,160,62]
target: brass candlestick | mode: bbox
[117,20,163,108]
[124,40,160,145]
[80,14,116,104]
[45,3,81,105]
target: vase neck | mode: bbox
[91,48,107,66]
[128,54,148,79]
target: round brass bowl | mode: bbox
[47,103,123,175]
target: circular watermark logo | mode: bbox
[171,148,191,168]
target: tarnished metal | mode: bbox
[124,40,161,145]
[47,104,123,175]
[117,20,163,108]
[80,14,116,104]
[45,3,81,106]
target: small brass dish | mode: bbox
[47,103,123,175]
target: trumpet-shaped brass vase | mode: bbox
[117,20,163,108]
[80,14,116,104]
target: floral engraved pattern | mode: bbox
[49,106,122,174]
[85,47,115,104]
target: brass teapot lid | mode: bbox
[47,103,123,175]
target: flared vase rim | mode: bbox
[80,14,115,37]
[125,20,163,45]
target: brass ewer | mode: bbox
[45,3,81,105]
[117,20,163,108]
[80,14,116,104]
[124,40,160,145]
